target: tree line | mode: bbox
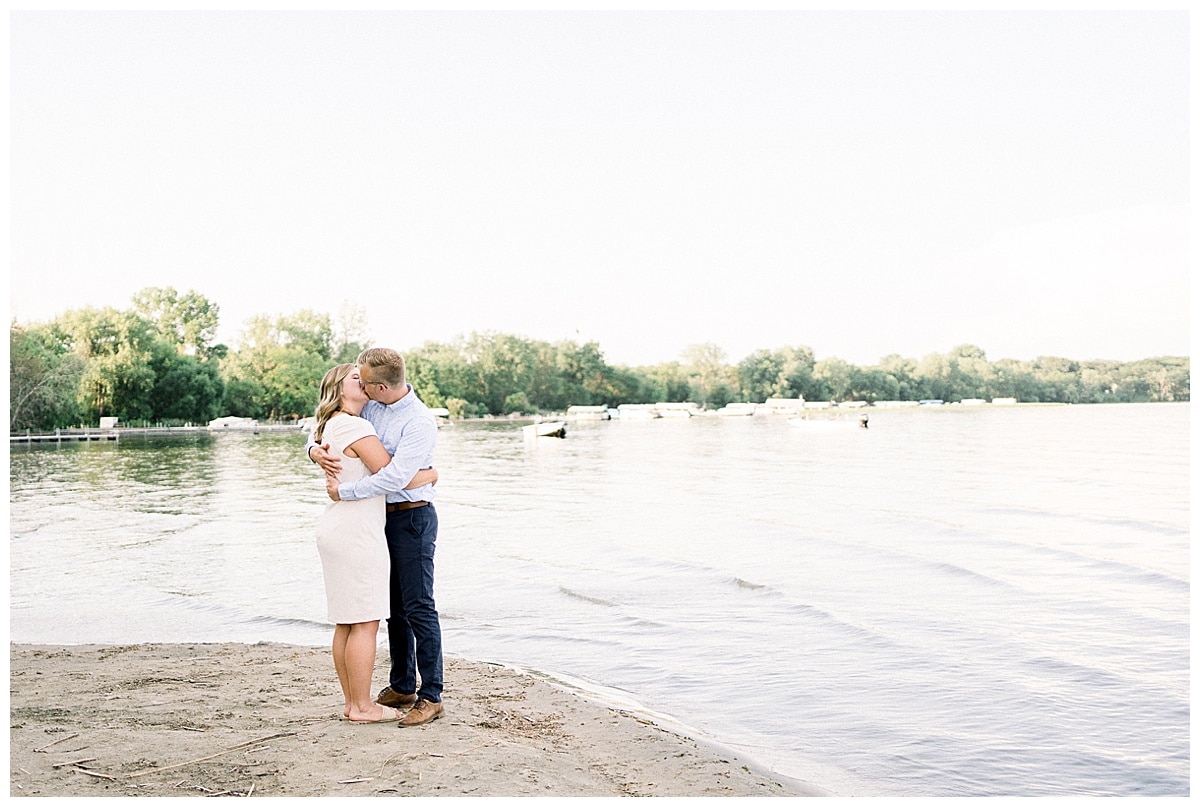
[9,287,1190,432]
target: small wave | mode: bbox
[154,594,332,632]
[1026,545,1190,592]
[979,506,1188,539]
[1020,654,1135,690]
[558,586,617,607]
[242,614,331,631]
[928,561,1009,587]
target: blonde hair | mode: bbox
[356,347,406,388]
[313,363,356,443]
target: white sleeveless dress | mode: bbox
[315,415,389,624]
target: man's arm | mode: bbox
[339,416,437,501]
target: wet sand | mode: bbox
[10,642,818,797]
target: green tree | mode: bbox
[736,349,783,402]
[632,361,691,403]
[736,345,818,402]
[558,340,621,407]
[915,352,955,401]
[876,354,920,400]
[332,301,372,363]
[991,359,1039,401]
[277,310,334,360]
[221,311,333,419]
[813,357,855,402]
[682,343,735,408]
[1032,356,1082,403]
[9,323,84,430]
[131,287,220,356]
[504,391,533,415]
[146,341,225,423]
[55,307,158,422]
[459,332,538,415]
[407,340,474,410]
[948,345,994,400]
[776,346,819,400]
[846,367,900,402]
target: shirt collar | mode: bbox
[383,384,414,411]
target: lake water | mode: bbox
[9,403,1190,796]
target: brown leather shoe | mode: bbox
[398,699,444,727]
[376,686,418,708]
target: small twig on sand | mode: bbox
[124,731,301,779]
[35,733,80,752]
[378,741,495,778]
[180,726,206,732]
[339,778,374,784]
[52,758,98,769]
[72,767,117,780]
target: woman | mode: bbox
[312,363,438,723]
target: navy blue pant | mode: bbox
[384,504,443,703]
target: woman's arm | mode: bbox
[346,434,437,489]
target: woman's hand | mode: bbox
[324,474,341,502]
[310,443,342,477]
[407,467,438,489]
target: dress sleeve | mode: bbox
[328,415,377,453]
[342,416,377,446]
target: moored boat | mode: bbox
[522,421,567,439]
[566,405,611,421]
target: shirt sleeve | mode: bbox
[340,414,437,502]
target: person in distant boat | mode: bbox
[310,362,438,723]
[308,348,446,728]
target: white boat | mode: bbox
[522,421,567,439]
[655,402,699,418]
[716,402,757,416]
[617,404,660,419]
[755,397,808,416]
[566,405,611,421]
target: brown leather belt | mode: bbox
[386,501,430,513]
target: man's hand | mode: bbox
[310,443,342,477]
[325,474,341,502]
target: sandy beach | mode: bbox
[10,642,817,797]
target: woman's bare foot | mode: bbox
[347,703,402,723]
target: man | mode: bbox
[308,347,444,727]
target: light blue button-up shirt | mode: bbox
[338,385,437,504]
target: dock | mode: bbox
[10,424,303,445]
[10,429,123,444]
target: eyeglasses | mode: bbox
[358,378,387,389]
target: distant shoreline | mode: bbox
[14,398,1182,442]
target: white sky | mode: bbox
[8,10,1191,367]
